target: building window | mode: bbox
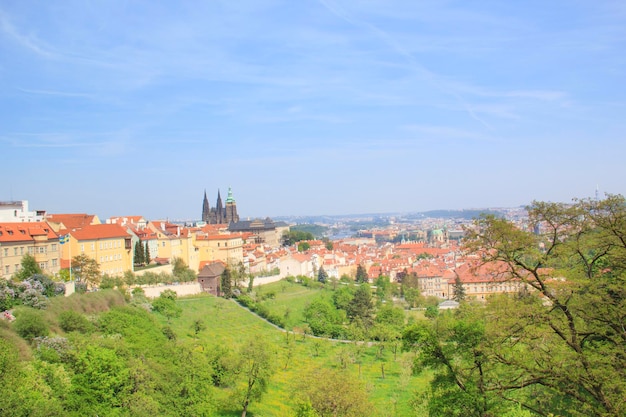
[14,248,18,256]
[15,264,19,272]
[39,262,46,269]
[91,243,95,251]
[28,247,34,255]
[39,246,45,254]
[81,244,85,252]
[3,248,7,257]
[20,247,24,255]
[51,244,57,252]
[4,265,8,274]
[52,258,58,267]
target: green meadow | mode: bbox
[164,290,431,416]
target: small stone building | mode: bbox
[197,262,225,296]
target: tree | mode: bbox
[231,261,248,290]
[452,275,466,302]
[219,267,232,298]
[134,240,144,266]
[294,367,372,417]
[235,337,275,417]
[13,254,42,281]
[317,266,328,284]
[456,195,626,417]
[144,242,150,265]
[297,241,310,252]
[355,264,368,283]
[346,284,374,327]
[151,290,182,322]
[71,254,101,287]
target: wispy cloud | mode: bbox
[0,10,58,58]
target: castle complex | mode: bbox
[201,188,240,225]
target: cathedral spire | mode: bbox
[201,190,210,222]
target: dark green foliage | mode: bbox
[346,285,374,326]
[221,267,233,298]
[144,242,150,265]
[452,275,466,302]
[282,230,315,246]
[134,239,145,265]
[58,310,94,333]
[297,241,311,252]
[355,264,368,283]
[12,308,49,340]
[317,266,328,284]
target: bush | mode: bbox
[13,309,49,340]
[58,310,93,333]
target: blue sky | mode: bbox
[1,1,624,220]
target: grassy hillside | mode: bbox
[165,292,430,417]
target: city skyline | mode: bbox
[1,1,625,219]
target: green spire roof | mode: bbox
[225,187,236,203]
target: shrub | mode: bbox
[13,309,49,340]
[59,310,94,333]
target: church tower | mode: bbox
[201,190,210,223]
[224,187,240,224]
[215,190,224,224]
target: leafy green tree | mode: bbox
[282,230,315,246]
[457,195,626,417]
[317,266,328,284]
[297,241,311,252]
[13,254,42,281]
[235,337,275,417]
[355,264,368,283]
[152,290,182,322]
[294,367,373,417]
[304,298,346,338]
[332,285,354,311]
[221,267,233,298]
[71,254,101,287]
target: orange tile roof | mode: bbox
[47,213,99,229]
[0,222,59,243]
[67,224,131,240]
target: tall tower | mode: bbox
[224,186,240,224]
[215,190,224,224]
[201,190,210,223]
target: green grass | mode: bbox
[165,293,431,417]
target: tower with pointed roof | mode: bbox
[202,190,211,223]
[224,187,239,224]
[202,188,239,224]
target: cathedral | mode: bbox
[202,188,240,225]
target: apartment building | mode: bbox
[0,222,61,279]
